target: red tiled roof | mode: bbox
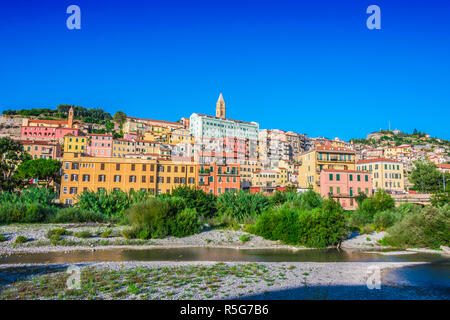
[357,158,400,164]
[437,163,450,169]
[88,133,112,137]
[126,116,182,126]
[316,145,355,153]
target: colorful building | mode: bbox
[297,145,356,192]
[86,133,113,157]
[197,162,240,195]
[19,139,62,160]
[63,135,87,153]
[60,153,197,204]
[319,169,373,209]
[356,158,405,194]
[21,107,81,141]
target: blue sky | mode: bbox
[0,0,449,140]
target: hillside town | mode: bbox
[1,94,449,209]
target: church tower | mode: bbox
[216,93,226,119]
[68,106,74,128]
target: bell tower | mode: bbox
[216,93,225,119]
[68,106,74,128]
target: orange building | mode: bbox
[19,139,62,160]
[197,162,240,195]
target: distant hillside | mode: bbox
[2,104,112,125]
[350,130,450,149]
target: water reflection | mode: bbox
[0,247,446,264]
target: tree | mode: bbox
[113,111,127,130]
[409,161,442,193]
[0,138,32,191]
[17,158,62,189]
[105,121,114,132]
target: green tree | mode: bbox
[409,161,442,193]
[113,111,127,130]
[0,138,32,191]
[17,158,62,189]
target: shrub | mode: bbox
[359,224,375,235]
[46,228,72,239]
[383,205,450,249]
[51,207,105,223]
[240,234,250,243]
[0,234,6,242]
[121,227,139,240]
[125,198,172,239]
[74,231,93,239]
[217,190,270,223]
[0,202,55,224]
[170,186,217,217]
[14,236,28,244]
[100,229,112,238]
[373,211,398,231]
[169,208,203,238]
[252,199,346,248]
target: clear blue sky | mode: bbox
[0,0,449,140]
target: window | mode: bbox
[71,174,78,181]
[349,174,353,181]
[98,175,106,182]
[357,175,361,181]
[116,164,120,170]
[336,174,340,181]
[150,164,155,171]
[142,176,146,183]
[157,177,164,183]
[337,187,341,194]
[100,163,105,170]
[329,186,333,194]
[82,174,90,182]
[166,177,171,183]
[71,162,79,170]
[129,175,136,183]
[64,174,68,181]
[70,187,78,194]
[365,175,368,182]
[167,166,171,173]
[329,174,333,181]
[131,164,135,171]
[365,188,369,194]
[349,187,353,196]
[65,162,70,169]
[142,164,146,171]
[150,176,154,183]
[190,166,194,173]
[114,175,121,182]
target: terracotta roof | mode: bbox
[315,145,355,153]
[28,119,67,125]
[357,158,401,164]
[16,139,59,146]
[437,163,450,169]
[126,116,181,126]
[88,133,112,137]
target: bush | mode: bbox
[383,205,450,249]
[217,191,270,223]
[170,186,217,217]
[373,211,399,231]
[51,207,105,223]
[0,234,6,242]
[14,235,28,244]
[100,229,113,238]
[74,230,93,238]
[252,199,347,248]
[240,234,250,243]
[169,208,203,238]
[46,228,72,239]
[0,202,55,224]
[359,224,375,235]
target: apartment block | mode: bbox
[356,158,405,193]
[60,152,197,204]
[197,162,240,195]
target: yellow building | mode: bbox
[297,146,356,192]
[63,135,87,153]
[60,152,197,204]
[384,145,412,158]
[238,158,263,187]
[168,128,194,145]
[356,158,405,193]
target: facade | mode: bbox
[86,133,113,157]
[19,140,62,160]
[238,158,263,188]
[297,145,356,192]
[63,135,87,153]
[437,163,450,174]
[356,158,405,193]
[20,107,81,141]
[123,116,183,135]
[319,169,373,210]
[60,153,197,204]
[197,162,240,195]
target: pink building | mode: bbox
[319,169,373,210]
[21,125,79,140]
[86,133,113,157]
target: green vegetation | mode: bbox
[410,160,449,193]
[16,158,62,189]
[251,198,346,247]
[14,235,29,244]
[2,105,112,125]
[0,137,32,191]
[0,234,6,242]
[74,231,93,239]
